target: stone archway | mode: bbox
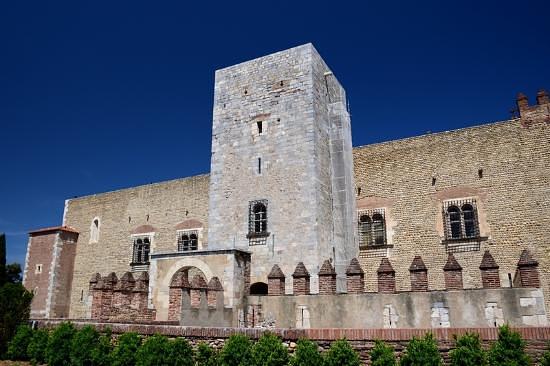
[167,266,207,322]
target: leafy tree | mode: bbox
[169,337,194,366]
[219,334,253,366]
[70,325,100,366]
[370,339,396,366]
[46,322,76,366]
[111,332,142,366]
[136,334,171,366]
[0,233,6,286]
[251,333,289,366]
[6,325,33,360]
[6,263,22,284]
[399,333,442,366]
[27,328,48,366]
[488,324,531,366]
[195,342,218,366]
[323,339,360,366]
[450,332,487,366]
[0,282,33,357]
[290,338,323,366]
[91,328,113,366]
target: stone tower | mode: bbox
[207,44,357,292]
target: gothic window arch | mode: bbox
[132,237,150,265]
[443,199,480,241]
[247,199,269,245]
[90,217,100,243]
[178,231,199,251]
[358,209,387,249]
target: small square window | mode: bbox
[35,264,43,274]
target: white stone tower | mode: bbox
[207,44,357,292]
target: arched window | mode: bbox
[447,206,461,239]
[372,213,386,245]
[89,218,100,243]
[132,237,150,264]
[178,230,199,251]
[443,199,480,241]
[253,203,267,233]
[358,214,372,248]
[358,209,387,248]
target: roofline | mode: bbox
[352,117,519,151]
[67,172,210,203]
[29,226,79,235]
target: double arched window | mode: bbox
[358,209,387,248]
[178,231,199,251]
[443,200,480,240]
[132,237,150,264]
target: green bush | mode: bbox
[290,338,323,366]
[251,333,289,366]
[111,332,142,366]
[46,322,76,366]
[70,325,100,366]
[219,334,253,366]
[6,325,33,360]
[91,328,113,366]
[136,334,171,366]
[0,282,33,357]
[399,333,442,366]
[170,337,194,366]
[450,332,487,366]
[195,342,218,366]
[323,339,360,366]
[27,328,48,366]
[488,324,531,366]
[370,339,396,366]
[539,346,550,366]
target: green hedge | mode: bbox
[5,323,550,365]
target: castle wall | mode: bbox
[63,174,209,318]
[249,288,547,329]
[353,114,550,310]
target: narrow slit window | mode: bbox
[258,158,262,174]
[257,121,263,135]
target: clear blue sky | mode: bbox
[1,0,549,265]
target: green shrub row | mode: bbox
[6,323,550,365]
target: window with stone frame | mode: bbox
[132,236,151,265]
[247,199,269,245]
[358,208,387,249]
[177,230,199,251]
[443,199,480,240]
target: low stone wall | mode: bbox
[35,320,550,364]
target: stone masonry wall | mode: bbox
[64,174,209,318]
[207,43,356,293]
[353,108,550,312]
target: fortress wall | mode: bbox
[353,115,550,311]
[63,174,210,318]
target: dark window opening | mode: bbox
[258,157,262,174]
[443,199,481,244]
[432,177,437,186]
[250,282,268,295]
[358,209,387,249]
[478,169,483,178]
[247,200,269,244]
[257,121,263,135]
[132,237,150,265]
[178,231,199,251]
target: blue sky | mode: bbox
[1,0,549,265]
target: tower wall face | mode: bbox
[207,44,357,290]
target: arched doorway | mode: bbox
[250,282,268,295]
[168,266,208,321]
